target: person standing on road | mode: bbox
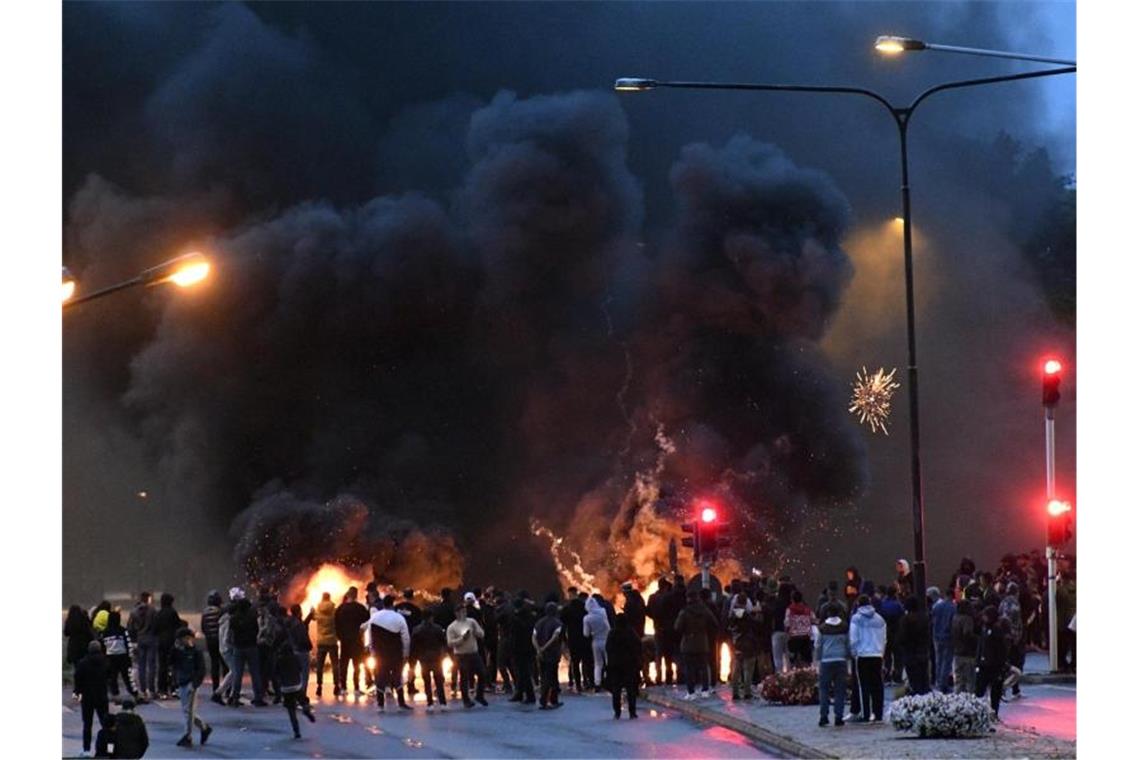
[411,612,449,711]
[153,593,185,700]
[335,587,370,697]
[66,605,95,669]
[726,593,760,701]
[227,589,265,706]
[493,592,517,698]
[951,598,978,694]
[212,590,237,705]
[364,594,413,712]
[560,587,589,693]
[447,602,489,708]
[784,590,815,668]
[171,627,212,748]
[509,595,538,704]
[646,578,676,686]
[583,595,611,694]
[313,592,340,697]
[974,606,1009,719]
[897,595,931,695]
[675,589,718,700]
[605,612,642,719]
[930,587,956,693]
[256,591,282,704]
[99,610,140,702]
[815,602,849,727]
[201,590,228,696]
[848,594,887,722]
[286,604,315,700]
[877,586,904,685]
[395,588,423,699]
[998,583,1025,700]
[74,640,111,758]
[766,581,792,674]
[532,601,564,709]
[274,615,316,739]
[126,593,157,702]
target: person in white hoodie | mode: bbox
[361,595,411,711]
[847,594,887,722]
[583,596,611,694]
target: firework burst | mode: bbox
[849,366,900,435]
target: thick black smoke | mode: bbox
[63,2,1075,601]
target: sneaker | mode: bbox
[475,696,489,707]
[426,704,435,713]
[819,717,829,727]
[293,732,302,740]
[78,752,92,758]
[210,693,225,705]
[835,719,845,727]
[700,690,711,699]
[464,700,475,709]
[681,693,695,701]
[176,734,192,747]
[251,699,269,707]
[200,725,213,746]
[870,716,882,723]
[842,713,856,722]
[440,703,450,711]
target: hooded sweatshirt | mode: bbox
[366,607,411,658]
[815,615,850,663]
[848,604,887,657]
[582,597,611,642]
[315,599,338,647]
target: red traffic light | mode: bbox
[700,506,717,523]
[1043,359,1062,376]
[1042,358,1063,407]
[1046,499,1071,517]
[1046,499,1074,546]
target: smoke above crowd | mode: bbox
[63,2,1075,601]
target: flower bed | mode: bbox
[888,692,994,737]
[760,666,819,705]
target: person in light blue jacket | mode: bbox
[848,595,887,722]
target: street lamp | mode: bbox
[874,35,1075,66]
[61,266,76,303]
[64,251,211,310]
[614,53,1074,598]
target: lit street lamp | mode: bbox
[614,46,1075,598]
[63,251,211,310]
[875,36,1076,66]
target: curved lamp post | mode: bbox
[64,251,211,310]
[614,50,1074,598]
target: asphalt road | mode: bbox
[63,684,780,759]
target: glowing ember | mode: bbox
[849,366,900,435]
[720,641,732,683]
[298,563,373,616]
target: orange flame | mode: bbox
[298,563,373,616]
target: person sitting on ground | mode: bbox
[94,699,148,759]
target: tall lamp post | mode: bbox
[615,44,1074,597]
[63,251,211,309]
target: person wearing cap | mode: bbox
[447,602,488,707]
[815,602,850,727]
[93,699,148,759]
[171,627,212,747]
[532,601,564,709]
[74,640,111,758]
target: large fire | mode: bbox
[296,563,374,615]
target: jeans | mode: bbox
[458,652,486,704]
[731,655,756,697]
[818,660,847,721]
[178,683,208,738]
[315,643,339,692]
[539,657,560,705]
[683,651,708,694]
[230,645,264,702]
[218,648,235,696]
[206,636,228,692]
[933,639,953,692]
[421,659,447,705]
[258,643,279,697]
[770,632,788,674]
[854,656,884,720]
[591,638,608,688]
[953,655,976,694]
[136,640,158,694]
[339,645,366,692]
[568,643,588,690]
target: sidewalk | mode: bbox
[1020,650,1076,685]
[643,684,1076,759]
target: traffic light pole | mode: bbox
[1045,405,1059,673]
[700,561,711,591]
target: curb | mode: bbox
[1021,673,1076,686]
[644,691,835,759]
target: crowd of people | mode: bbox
[64,549,1075,755]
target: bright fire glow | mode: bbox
[1047,499,1072,517]
[168,259,210,287]
[300,563,372,617]
[62,279,76,302]
[720,642,732,683]
[366,655,376,671]
[1044,359,1062,375]
[700,506,717,523]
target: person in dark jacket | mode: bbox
[559,588,589,693]
[201,590,227,694]
[127,592,158,701]
[896,596,931,695]
[286,604,315,700]
[171,627,212,747]
[675,590,718,699]
[411,613,449,710]
[726,594,760,701]
[395,589,423,698]
[74,640,111,756]
[334,587,370,696]
[94,699,148,759]
[951,599,978,694]
[274,613,316,739]
[227,592,265,706]
[509,596,538,704]
[605,613,642,719]
[66,605,94,667]
[532,602,564,709]
[493,593,517,696]
[99,610,139,701]
[646,579,677,685]
[975,606,1008,717]
[877,587,904,684]
[153,593,185,699]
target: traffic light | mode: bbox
[1046,499,1073,547]
[681,520,699,555]
[1042,358,1062,407]
[695,502,731,563]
